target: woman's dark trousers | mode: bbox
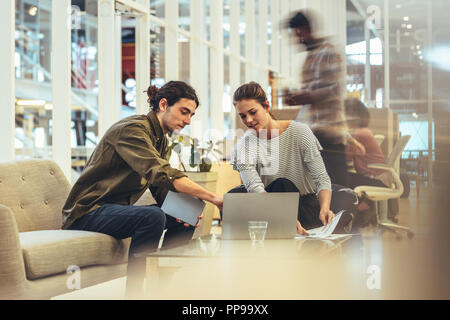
[225,178,357,230]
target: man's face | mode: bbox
[160,98,197,134]
[294,27,312,45]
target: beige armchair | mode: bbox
[0,160,130,299]
[354,135,414,239]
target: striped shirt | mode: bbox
[231,121,331,195]
[296,38,347,144]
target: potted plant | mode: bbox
[167,134,223,237]
[167,134,223,173]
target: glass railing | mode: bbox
[14,0,99,165]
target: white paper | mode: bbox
[295,210,349,240]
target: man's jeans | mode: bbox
[68,203,195,294]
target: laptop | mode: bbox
[221,192,299,240]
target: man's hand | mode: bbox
[282,89,295,105]
[296,220,309,235]
[211,195,223,211]
[176,212,203,228]
[319,208,334,226]
[283,89,312,105]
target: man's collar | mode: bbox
[146,111,164,139]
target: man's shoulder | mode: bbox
[107,114,150,133]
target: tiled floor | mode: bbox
[52,185,447,299]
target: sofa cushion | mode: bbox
[19,230,130,280]
[0,160,71,232]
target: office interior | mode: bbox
[1,0,449,300]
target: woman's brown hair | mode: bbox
[233,82,276,119]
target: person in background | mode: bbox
[283,10,365,187]
[230,82,355,235]
[62,81,223,297]
[345,98,398,222]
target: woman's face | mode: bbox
[235,99,270,133]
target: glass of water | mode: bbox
[248,221,268,245]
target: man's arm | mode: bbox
[284,86,337,106]
[173,177,223,211]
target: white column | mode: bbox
[280,0,290,86]
[190,0,205,139]
[270,0,280,74]
[165,0,179,81]
[427,0,433,183]
[229,0,241,131]
[384,0,390,109]
[51,0,72,180]
[365,21,372,104]
[245,0,256,82]
[135,10,150,115]
[98,0,116,138]
[210,0,224,139]
[115,14,123,118]
[0,0,15,162]
[258,0,268,91]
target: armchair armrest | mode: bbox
[367,163,397,175]
[0,204,27,299]
[366,163,403,196]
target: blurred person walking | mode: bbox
[283,10,364,187]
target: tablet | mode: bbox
[161,191,206,226]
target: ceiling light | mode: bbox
[16,99,46,106]
[407,24,413,29]
[396,4,402,9]
[403,16,409,21]
[28,6,37,16]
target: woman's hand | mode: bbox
[348,137,366,155]
[319,208,334,226]
[296,220,309,235]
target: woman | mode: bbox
[229,82,356,235]
[345,98,392,189]
[345,99,398,220]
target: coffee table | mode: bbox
[135,234,357,299]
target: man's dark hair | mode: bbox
[345,98,371,128]
[288,11,311,31]
[146,81,199,112]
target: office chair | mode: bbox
[374,134,385,146]
[354,135,414,239]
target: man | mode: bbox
[283,10,364,186]
[62,81,223,296]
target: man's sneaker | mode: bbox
[333,212,354,234]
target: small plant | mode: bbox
[167,134,223,172]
